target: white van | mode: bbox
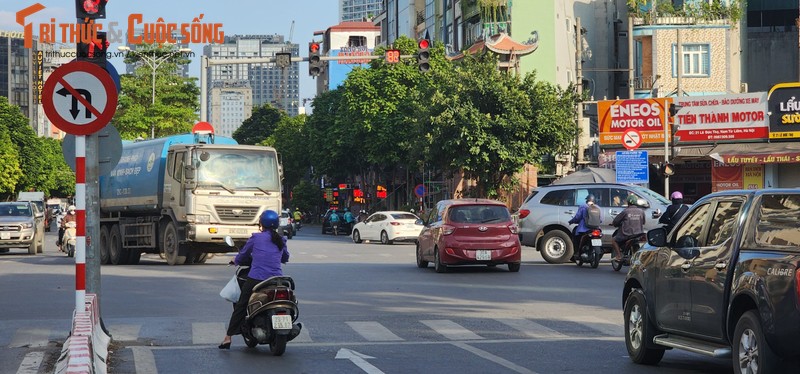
[17,191,48,232]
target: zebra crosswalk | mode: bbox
[2,316,623,350]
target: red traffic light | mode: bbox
[309,42,320,53]
[418,39,430,49]
[82,0,100,13]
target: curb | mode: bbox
[54,293,110,374]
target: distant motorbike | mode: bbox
[224,236,301,356]
[611,232,645,272]
[63,221,77,258]
[575,228,603,269]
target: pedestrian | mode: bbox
[219,210,298,349]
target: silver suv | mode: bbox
[516,183,670,263]
[0,202,45,254]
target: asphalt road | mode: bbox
[0,226,734,374]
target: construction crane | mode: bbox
[288,20,295,44]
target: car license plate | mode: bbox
[228,228,248,235]
[591,239,602,247]
[476,250,491,261]
[271,315,292,330]
[0,232,10,240]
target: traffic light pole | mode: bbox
[199,54,414,122]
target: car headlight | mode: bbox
[22,222,33,229]
[186,214,211,224]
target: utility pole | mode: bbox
[628,17,634,99]
[665,29,683,198]
[576,17,585,166]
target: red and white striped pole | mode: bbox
[75,135,87,312]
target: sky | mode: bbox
[1,0,340,113]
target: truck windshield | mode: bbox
[195,149,281,192]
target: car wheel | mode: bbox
[380,231,393,245]
[434,248,448,273]
[37,234,44,253]
[540,230,573,264]
[733,311,780,374]
[28,240,36,255]
[416,243,428,268]
[507,263,521,272]
[624,289,665,365]
[353,230,362,244]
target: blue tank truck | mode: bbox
[98,130,283,265]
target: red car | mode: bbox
[416,199,521,273]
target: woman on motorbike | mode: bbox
[219,210,290,349]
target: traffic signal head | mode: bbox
[309,42,322,77]
[77,31,108,68]
[76,0,107,19]
[417,39,430,72]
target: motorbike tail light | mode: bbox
[275,289,290,300]
[442,225,455,235]
[390,222,401,226]
[518,209,530,219]
[591,229,602,237]
[508,225,519,234]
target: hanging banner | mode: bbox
[743,164,764,189]
[674,92,769,143]
[711,162,743,192]
[598,98,670,146]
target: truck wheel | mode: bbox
[162,221,186,266]
[624,289,665,365]
[539,230,573,264]
[99,225,110,264]
[109,224,128,265]
[733,311,780,374]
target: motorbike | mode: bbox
[611,232,645,272]
[224,236,301,356]
[575,228,603,269]
[62,221,77,258]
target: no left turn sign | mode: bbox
[622,128,643,150]
[42,61,118,135]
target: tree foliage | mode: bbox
[115,43,199,140]
[233,104,284,145]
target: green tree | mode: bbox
[0,130,22,197]
[115,43,199,139]
[233,104,285,145]
[0,97,49,193]
[262,114,309,193]
[290,180,321,213]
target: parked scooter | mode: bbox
[224,236,301,356]
[62,221,77,258]
[611,232,645,272]
[575,228,603,269]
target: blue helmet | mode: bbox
[259,210,279,229]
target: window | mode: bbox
[672,44,710,77]
[755,194,800,248]
[540,189,575,206]
[173,152,185,181]
[707,201,743,246]
[577,188,608,207]
[674,203,710,248]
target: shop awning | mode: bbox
[639,145,715,159]
[708,142,800,164]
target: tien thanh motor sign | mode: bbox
[42,61,118,135]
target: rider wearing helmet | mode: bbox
[568,194,603,261]
[57,205,78,251]
[659,191,689,232]
[611,195,646,262]
[220,209,297,349]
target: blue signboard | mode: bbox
[616,150,649,185]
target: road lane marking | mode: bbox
[452,342,538,374]
[109,324,140,342]
[335,348,385,374]
[421,320,483,340]
[292,323,313,343]
[560,316,622,337]
[9,328,49,348]
[192,322,224,345]
[15,351,43,374]
[496,318,568,339]
[347,321,403,341]
[132,346,158,374]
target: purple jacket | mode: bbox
[569,203,602,234]
[234,231,289,281]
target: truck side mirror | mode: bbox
[647,227,667,247]
[184,165,196,180]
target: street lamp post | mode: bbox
[118,45,191,139]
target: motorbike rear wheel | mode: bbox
[270,334,287,356]
[590,247,602,269]
[612,258,623,272]
[67,244,75,258]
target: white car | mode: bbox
[351,211,423,245]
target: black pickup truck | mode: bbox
[622,189,800,373]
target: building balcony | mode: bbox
[632,75,657,92]
[631,16,730,26]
